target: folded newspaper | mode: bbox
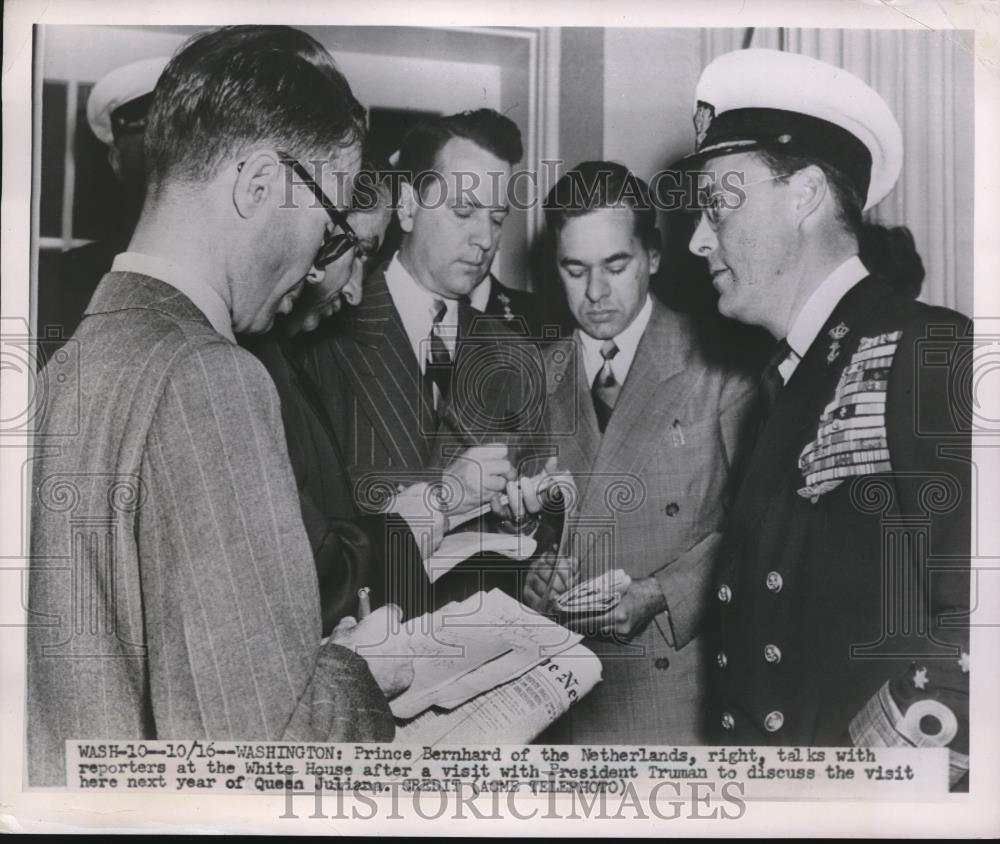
[392,588,602,743]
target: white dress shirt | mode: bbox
[111,251,235,343]
[778,255,869,384]
[468,274,492,312]
[384,253,460,372]
[579,294,653,387]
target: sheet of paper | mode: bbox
[430,589,583,709]
[391,589,583,717]
[422,531,536,582]
[390,620,513,719]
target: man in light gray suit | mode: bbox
[27,26,428,786]
[522,162,757,744]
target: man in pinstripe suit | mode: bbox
[244,175,444,631]
[300,111,549,607]
[27,26,423,786]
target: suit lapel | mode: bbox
[594,301,700,476]
[774,276,882,447]
[333,267,435,468]
[547,336,601,501]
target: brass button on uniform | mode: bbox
[721,712,735,731]
[717,584,732,603]
[665,502,680,517]
[764,644,782,664]
[765,571,784,593]
[764,710,784,732]
[654,657,670,670]
[716,651,728,668]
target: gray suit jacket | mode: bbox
[544,299,756,744]
[27,272,393,786]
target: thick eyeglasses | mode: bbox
[698,173,787,230]
[275,151,361,269]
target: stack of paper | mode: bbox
[390,588,582,719]
[553,569,631,615]
[394,642,603,745]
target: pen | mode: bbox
[357,586,371,620]
[671,419,685,447]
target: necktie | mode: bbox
[758,338,792,428]
[591,340,620,434]
[426,299,453,408]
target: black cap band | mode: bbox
[683,107,872,203]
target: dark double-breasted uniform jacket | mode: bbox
[711,274,972,789]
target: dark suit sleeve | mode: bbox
[434,321,550,473]
[300,491,430,633]
[848,312,971,789]
[246,336,434,630]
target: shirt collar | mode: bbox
[578,294,653,385]
[468,274,492,312]
[110,251,236,343]
[779,255,868,383]
[384,252,459,365]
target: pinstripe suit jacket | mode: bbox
[297,265,550,610]
[300,264,547,505]
[543,299,757,744]
[27,273,393,786]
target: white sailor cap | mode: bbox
[86,56,170,147]
[678,48,903,210]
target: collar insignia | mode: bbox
[827,322,850,364]
[497,291,514,320]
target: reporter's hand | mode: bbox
[441,444,515,516]
[330,604,414,699]
[492,457,566,522]
[522,551,578,612]
[562,577,667,640]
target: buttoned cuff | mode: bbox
[652,562,698,650]
[384,482,445,557]
[644,572,675,648]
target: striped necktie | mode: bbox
[591,339,621,433]
[426,298,452,408]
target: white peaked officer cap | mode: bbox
[86,56,170,147]
[678,48,903,211]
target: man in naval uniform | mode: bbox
[679,49,971,790]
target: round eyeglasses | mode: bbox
[699,172,788,230]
